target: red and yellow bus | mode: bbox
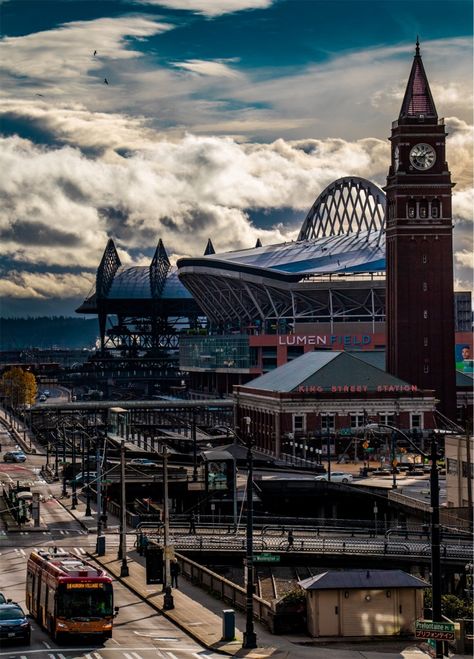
[26,550,116,641]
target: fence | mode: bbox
[176,551,274,627]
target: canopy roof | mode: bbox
[299,569,428,591]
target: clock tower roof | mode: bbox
[399,38,437,122]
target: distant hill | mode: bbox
[0,317,99,350]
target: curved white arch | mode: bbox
[298,177,386,242]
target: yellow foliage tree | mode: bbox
[1,367,38,408]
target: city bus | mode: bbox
[26,550,117,641]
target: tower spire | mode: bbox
[399,38,437,120]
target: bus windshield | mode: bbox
[57,582,113,618]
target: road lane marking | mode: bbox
[42,640,51,648]
[20,548,26,556]
[131,653,142,659]
[123,653,134,659]
[166,653,179,659]
[58,655,67,659]
[93,653,102,659]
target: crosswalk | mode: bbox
[9,547,87,557]
[2,651,218,659]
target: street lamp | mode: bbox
[373,501,378,535]
[242,416,257,650]
[366,423,443,659]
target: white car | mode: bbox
[314,472,353,483]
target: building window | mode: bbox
[461,461,474,479]
[424,362,430,374]
[410,414,422,429]
[379,413,395,426]
[293,414,305,434]
[408,203,416,218]
[350,413,365,428]
[424,337,429,347]
[423,310,428,319]
[422,254,428,264]
[447,458,458,475]
[321,414,335,432]
[431,200,440,218]
[423,282,428,292]
[419,203,428,218]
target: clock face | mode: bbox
[409,143,436,170]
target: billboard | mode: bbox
[207,460,228,490]
[455,343,473,373]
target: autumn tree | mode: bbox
[1,367,38,408]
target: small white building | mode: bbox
[299,569,427,638]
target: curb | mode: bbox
[88,552,235,656]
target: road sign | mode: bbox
[254,553,280,563]
[415,620,455,641]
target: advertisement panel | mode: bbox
[455,343,473,373]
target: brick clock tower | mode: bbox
[385,40,456,419]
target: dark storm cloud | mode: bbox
[0,220,81,247]
[0,112,58,146]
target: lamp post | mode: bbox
[118,440,129,577]
[61,431,68,498]
[366,423,443,659]
[71,433,78,509]
[85,436,92,517]
[390,430,398,490]
[191,407,198,482]
[241,416,257,649]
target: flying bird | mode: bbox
[35,93,45,97]
[93,50,97,56]
[104,78,109,85]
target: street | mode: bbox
[0,424,223,659]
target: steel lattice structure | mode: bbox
[298,177,385,241]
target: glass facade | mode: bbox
[179,335,253,370]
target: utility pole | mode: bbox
[96,436,102,530]
[85,436,92,517]
[430,434,442,659]
[119,440,129,576]
[192,408,198,482]
[242,416,257,649]
[465,419,472,511]
[61,429,68,497]
[162,448,170,589]
[326,421,331,481]
[71,433,78,509]
[391,430,398,489]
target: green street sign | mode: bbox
[254,553,280,563]
[415,620,455,641]
[415,620,455,633]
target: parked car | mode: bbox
[43,390,50,397]
[0,603,31,645]
[38,394,47,402]
[0,593,6,604]
[314,471,353,483]
[3,451,27,463]
[129,458,158,467]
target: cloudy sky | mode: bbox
[0,0,472,317]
